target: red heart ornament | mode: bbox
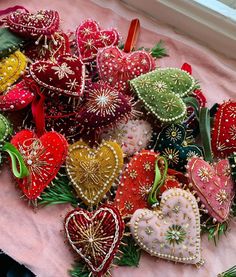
[65,204,124,277]
[97,46,155,92]
[30,54,85,97]
[6,10,60,38]
[11,130,68,200]
[187,157,235,222]
[212,100,236,157]
[76,19,119,61]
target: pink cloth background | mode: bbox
[0,0,236,276]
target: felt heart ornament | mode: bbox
[130,188,202,264]
[11,130,68,200]
[187,157,235,223]
[0,114,12,143]
[0,79,34,111]
[212,100,236,157]
[130,68,196,123]
[0,50,27,93]
[152,124,203,171]
[64,204,125,276]
[30,54,85,97]
[6,10,60,39]
[97,46,155,93]
[114,150,186,217]
[76,19,119,61]
[66,140,123,206]
[76,81,133,132]
[100,119,153,156]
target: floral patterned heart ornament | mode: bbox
[187,157,235,223]
[66,140,123,206]
[30,54,85,97]
[11,130,68,200]
[130,188,202,264]
[76,19,119,61]
[130,68,196,123]
[64,204,124,276]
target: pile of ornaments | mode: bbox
[0,6,235,277]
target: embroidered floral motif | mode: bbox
[129,169,138,179]
[197,166,213,183]
[138,183,151,200]
[165,225,186,245]
[162,148,179,165]
[229,125,236,140]
[124,201,134,211]
[143,161,152,171]
[165,125,182,143]
[51,62,75,79]
[154,81,168,93]
[145,226,154,235]
[216,189,229,205]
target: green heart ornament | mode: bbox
[130,68,196,123]
[0,114,12,143]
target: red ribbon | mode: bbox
[181,63,192,74]
[124,18,140,53]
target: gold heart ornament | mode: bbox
[0,50,27,93]
[66,140,123,206]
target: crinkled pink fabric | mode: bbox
[0,0,236,277]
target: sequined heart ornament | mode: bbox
[130,188,201,264]
[0,50,27,93]
[30,54,85,97]
[65,204,124,277]
[130,68,196,123]
[76,19,119,61]
[11,130,68,200]
[97,46,155,92]
[152,124,203,171]
[212,100,236,157]
[66,140,123,206]
[187,157,235,222]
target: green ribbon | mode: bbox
[148,156,168,207]
[218,265,236,277]
[3,142,29,178]
[184,96,200,120]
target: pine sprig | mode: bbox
[69,260,91,277]
[150,40,168,58]
[201,220,228,245]
[218,265,236,277]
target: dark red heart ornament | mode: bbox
[64,204,124,277]
[212,100,236,157]
[6,9,60,39]
[11,130,68,200]
[30,54,85,97]
[97,46,155,92]
[76,19,119,61]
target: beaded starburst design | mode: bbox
[165,224,186,246]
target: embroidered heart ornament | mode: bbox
[11,130,68,200]
[187,157,235,222]
[97,46,155,92]
[66,140,123,206]
[130,68,196,123]
[212,100,236,157]
[130,188,201,264]
[30,54,85,97]
[0,50,27,93]
[65,204,124,277]
[76,19,119,61]
[6,10,60,38]
[0,114,12,143]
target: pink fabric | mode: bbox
[0,0,236,276]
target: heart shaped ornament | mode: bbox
[187,157,235,222]
[100,119,153,156]
[66,140,123,206]
[65,204,125,276]
[11,130,68,200]
[0,50,27,93]
[30,54,85,97]
[6,10,60,39]
[130,188,202,264]
[130,68,196,123]
[97,46,155,93]
[0,114,12,143]
[76,19,119,61]
[212,100,236,157]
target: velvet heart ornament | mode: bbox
[76,81,132,132]
[11,130,68,200]
[0,50,27,93]
[65,204,124,277]
[187,157,235,223]
[130,68,196,123]
[76,19,119,61]
[212,100,236,157]
[30,54,85,97]
[6,10,60,38]
[66,140,123,206]
[130,188,202,264]
[152,124,203,171]
[97,46,155,92]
